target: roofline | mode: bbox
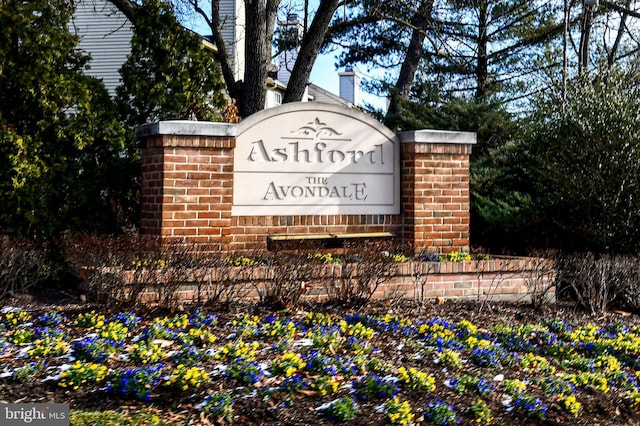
[266,77,287,91]
[307,82,353,108]
[200,37,217,53]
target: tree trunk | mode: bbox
[239,0,280,117]
[606,0,631,68]
[282,0,339,104]
[242,0,267,116]
[386,0,434,125]
[579,2,594,74]
[562,0,569,110]
[475,0,489,100]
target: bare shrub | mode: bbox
[61,233,163,310]
[192,255,229,305]
[327,240,399,307]
[603,254,640,313]
[472,253,556,311]
[475,257,515,314]
[146,239,220,310]
[621,267,640,313]
[253,244,326,309]
[201,249,265,307]
[0,236,56,302]
[523,251,557,309]
[406,250,436,309]
[553,252,640,315]
[473,255,556,314]
[62,233,263,310]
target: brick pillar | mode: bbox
[137,121,236,251]
[140,135,165,236]
[399,130,475,254]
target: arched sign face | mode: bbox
[232,103,400,216]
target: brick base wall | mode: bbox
[121,258,555,305]
[229,214,403,252]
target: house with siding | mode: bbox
[72,0,360,109]
[70,0,133,96]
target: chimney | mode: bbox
[339,67,361,107]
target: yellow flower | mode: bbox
[563,395,583,417]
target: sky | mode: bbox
[309,53,340,97]
[310,50,388,112]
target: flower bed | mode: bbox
[1,304,639,425]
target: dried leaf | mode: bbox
[152,339,174,347]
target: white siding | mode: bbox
[219,0,244,81]
[71,0,133,96]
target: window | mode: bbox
[273,91,282,106]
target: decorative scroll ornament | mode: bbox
[292,118,344,139]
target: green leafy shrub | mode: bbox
[473,67,640,254]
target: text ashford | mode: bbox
[247,141,385,165]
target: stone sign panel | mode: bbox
[233,103,400,216]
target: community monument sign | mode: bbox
[232,103,400,216]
